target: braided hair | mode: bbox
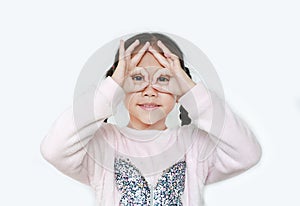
[104,32,192,126]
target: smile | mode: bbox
[137,104,161,111]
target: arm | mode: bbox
[40,77,125,186]
[178,82,262,185]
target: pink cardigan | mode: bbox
[40,77,262,205]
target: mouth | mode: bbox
[137,103,161,111]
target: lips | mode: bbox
[137,103,161,110]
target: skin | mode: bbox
[124,54,176,130]
[111,39,196,130]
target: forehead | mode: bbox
[136,52,164,68]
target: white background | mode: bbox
[1,0,299,205]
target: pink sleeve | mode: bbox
[40,77,125,187]
[178,82,262,185]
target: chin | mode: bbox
[129,109,167,127]
[139,114,166,126]
[140,118,160,125]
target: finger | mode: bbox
[138,67,150,83]
[164,54,174,67]
[131,42,150,65]
[118,39,125,62]
[152,84,171,94]
[123,73,149,93]
[148,45,169,68]
[128,66,150,83]
[157,40,180,63]
[157,40,172,55]
[151,68,172,85]
[124,39,140,62]
[165,52,180,63]
[157,40,182,70]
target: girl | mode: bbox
[40,32,262,205]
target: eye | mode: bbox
[157,76,169,82]
[132,74,144,81]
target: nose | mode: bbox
[142,84,158,97]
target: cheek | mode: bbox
[167,102,176,113]
[163,95,176,111]
[124,93,138,110]
[123,96,131,110]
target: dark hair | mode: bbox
[104,32,192,126]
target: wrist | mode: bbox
[178,76,196,97]
[111,75,123,87]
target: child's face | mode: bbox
[124,52,176,130]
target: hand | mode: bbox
[111,39,150,93]
[148,40,196,99]
[150,67,182,96]
[123,66,150,93]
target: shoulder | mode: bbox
[93,123,121,142]
[87,123,121,156]
[176,124,211,156]
[177,124,208,138]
